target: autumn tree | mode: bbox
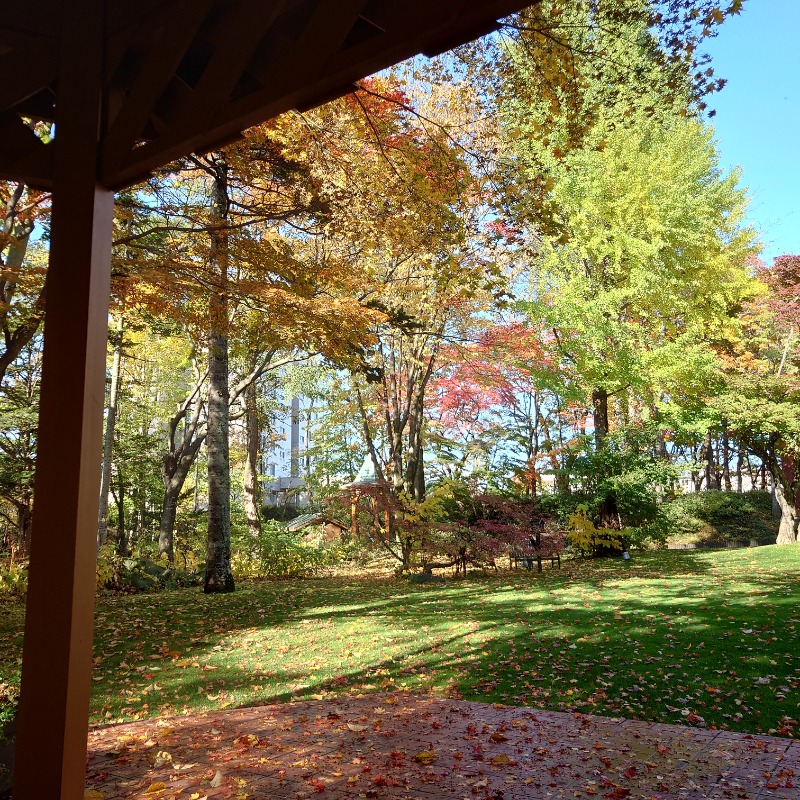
[715,256,800,543]
[0,182,49,387]
[429,320,577,495]
[334,76,505,507]
[0,182,49,554]
[116,76,471,588]
[0,341,40,560]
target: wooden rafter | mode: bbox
[0,0,527,190]
[0,47,57,116]
[100,0,218,179]
[0,115,52,189]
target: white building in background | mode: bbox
[675,469,759,494]
[262,395,311,508]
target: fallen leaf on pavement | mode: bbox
[413,750,438,765]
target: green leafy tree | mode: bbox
[497,1,757,524]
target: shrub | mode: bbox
[0,561,27,599]
[536,491,588,527]
[95,543,202,592]
[566,508,624,556]
[672,490,770,523]
[663,490,774,544]
[232,520,329,578]
[0,670,19,740]
[628,509,672,550]
[420,482,565,574]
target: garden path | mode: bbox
[85,694,800,799]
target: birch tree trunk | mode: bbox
[98,313,123,550]
[243,379,262,540]
[774,481,799,544]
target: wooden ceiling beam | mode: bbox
[0,114,46,158]
[247,0,369,88]
[0,47,57,115]
[104,0,175,38]
[102,0,365,186]
[100,0,215,180]
[0,11,57,40]
[211,0,519,143]
[132,0,288,157]
[0,25,55,51]
[0,143,53,190]
[10,90,56,124]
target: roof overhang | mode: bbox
[0,0,528,191]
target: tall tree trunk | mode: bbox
[159,416,206,560]
[592,388,609,448]
[774,480,799,543]
[98,313,123,550]
[690,442,702,491]
[406,398,425,502]
[736,446,744,492]
[159,479,181,561]
[0,189,45,387]
[205,152,235,593]
[114,471,126,556]
[772,484,782,522]
[527,392,542,497]
[592,387,619,529]
[722,423,732,491]
[10,498,32,563]
[746,457,756,491]
[704,434,716,490]
[774,456,800,543]
[243,379,262,540]
[775,495,798,542]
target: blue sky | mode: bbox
[704,0,800,264]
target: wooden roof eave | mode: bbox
[0,0,527,191]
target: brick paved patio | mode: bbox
[85,694,800,799]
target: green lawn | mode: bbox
[2,546,799,737]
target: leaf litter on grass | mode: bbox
[4,547,800,739]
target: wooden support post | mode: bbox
[351,492,358,539]
[13,1,113,798]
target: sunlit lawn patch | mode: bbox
[1,546,799,737]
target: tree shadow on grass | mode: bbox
[74,549,800,737]
[4,549,800,742]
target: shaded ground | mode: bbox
[85,694,800,799]
[665,492,776,548]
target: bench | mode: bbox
[509,530,563,572]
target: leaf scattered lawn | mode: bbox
[1,546,799,738]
